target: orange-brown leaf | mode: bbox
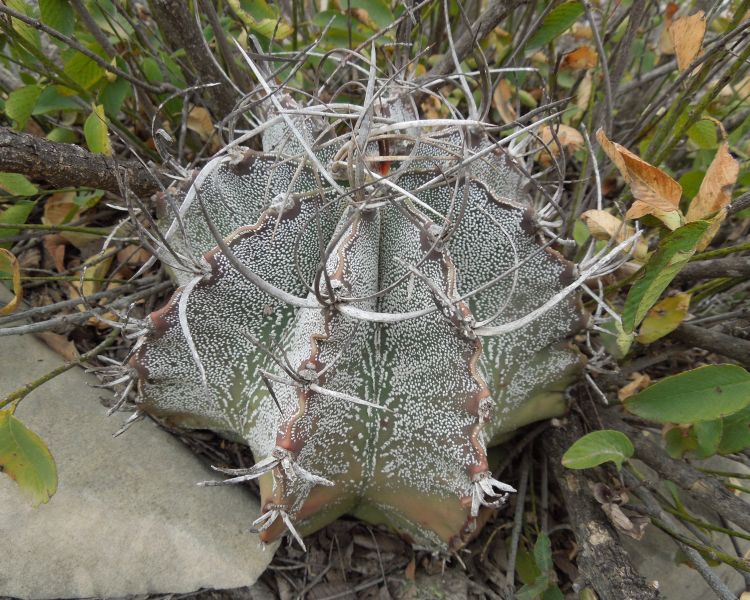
[596,129,682,228]
[561,45,598,70]
[669,11,706,73]
[686,142,739,221]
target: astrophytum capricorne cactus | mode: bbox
[108,52,623,553]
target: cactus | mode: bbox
[109,53,628,553]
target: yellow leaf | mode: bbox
[560,45,598,70]
[596,128,683,229]
[0,248,22,315]
[580,210,648,260]
[686,142,739,221]
[636,292,691,344]
[669,11,706,73]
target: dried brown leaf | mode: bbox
[537,124,584,167]
[34,331,79,362]
[596,129,682,228]
[187,106,215,140]
[580,210,648,259]
[42,192,98,250]
[492,80,517,125]
[405,557,416,581]
[669,11,706,73]
[658,2,679,55]
[603,503,649,540]
[42,191,78,226]
[577,71,593,111]
[686,142,739,221]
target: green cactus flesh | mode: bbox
[128,92,586,552]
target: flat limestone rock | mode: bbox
[0,329,275,599]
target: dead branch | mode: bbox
[675,257,750,282]
[0,127,163,198]
[544,415,661,599]
[669,323,750,368]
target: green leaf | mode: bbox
[533,533,553,574]
[622,221,709,333]
[229,0,293,39]
[0,173,38,196]
[39,0,75,37]
[100,76,131,117]
[599,319,633,359]
[694,420,722,458]
[687,119,717,150]
[562,430,634,470]
[141,57,164,84]
[679,170,704,200]
[517,575,552,600]
[543,586,564,600]
[5,84,43,130]
[515,545,542,585]
[0,200,35,249]
[32,85,81,115]
[350,0,394,30]
[625,365,750,424]
[83,105,112,156]
[6,0,41,49]
[526,1,584,50]
[0,410,57,507]
[63,47,106,90]
[47,127,78,143]
[252,18,294,39]
[664,426,697,459]
[717,406,750,454]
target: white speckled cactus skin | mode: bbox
[124,79,587,552]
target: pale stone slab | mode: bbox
[0,329,275,599]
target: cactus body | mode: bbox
[128,88,586,552]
